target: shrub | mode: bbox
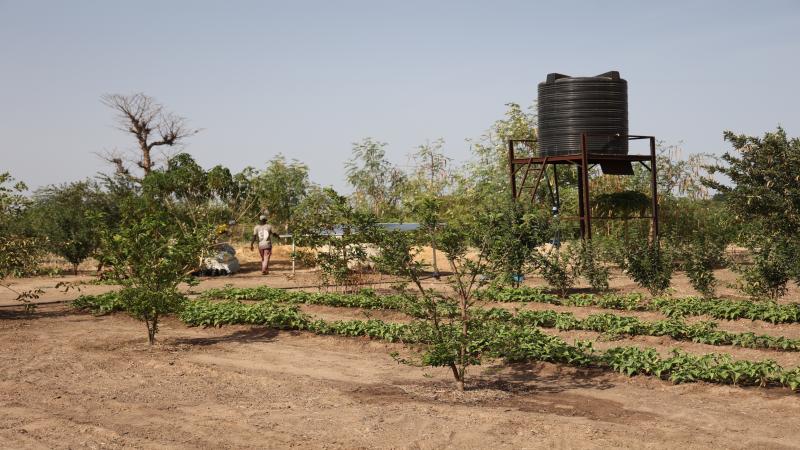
[622,239,673,296]
[533,245,578,297]
[737,243,791,300]
[680,238,726,298]
[576,240,610,292]
[99,197,212,344]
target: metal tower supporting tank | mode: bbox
[509,71,660,240]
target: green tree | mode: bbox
[460,102,538,208]
[484,202,550,287]
[245,154,310,230]
[292,187,380,291]
[29,181,103,274]
[374,212,497,391]
[99,196,212,344]
[345,138,406,218]
[0,173,45,306]
[705,128,800,238]
[704,127,800,293]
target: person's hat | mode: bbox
[259,214,267,221]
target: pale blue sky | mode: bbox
[1,0,798,191]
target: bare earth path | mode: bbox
[2,305,800,449]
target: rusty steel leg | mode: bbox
[508,140,516,201]
[576,162,585,239]
[530,157,549,204]
[649,137,660,241]
[581,134,592,240]
[518,161,533,199]
[553,165,560,211]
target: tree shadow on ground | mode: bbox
[0,305,76,321]
[169,326,282,347]
[472,362,616,394]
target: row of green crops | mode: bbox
[179,299,410,342]
[478,309,800,352]
[477,286,800,324]
[175,299,800,390]
[72,293,800,390]
[74,289,800,353]
[198,285,409,310]
[193,287,800,352]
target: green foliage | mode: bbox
[533,245,578,297]
[85,286,800,391]
[575,240,610,291]
[345,138,406,218]
[460,102,538,208]
[478,286,800,324]
[737,242,792,300]
[370,212,500,390]
[706,128,800,292]
[678,236,726,298]
[180,300,310,329]
[199,285,409,310]
[0,173,46,307]
[706,127,800,239]
[98,195,212,344]
[484,203,550,287]
[621,239,673,296]
[142,153,239,230]
[292,187,381,290]
[72,292,126,315]
[240,154,310,229]
[28,181,104,273]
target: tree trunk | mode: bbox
[73,263,79,276]
[140,145,152,175]
[147,315,158,345]
[459,294,468,391]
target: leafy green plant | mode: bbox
[98,197,212,344]
[533,245,578,297]
[679,237,727,298]
[292,188,381,291]
[28,181,104,274]
[621,238,673,296]
[72,292,126,315]
[477,287,800,324]
[0,173,46,308]
[170,288,800,391]
[370,212,499,391]
[576,240,610,291]
[483,203,549,287]
[737,242,791,300]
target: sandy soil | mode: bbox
[2,304,800,450]
[3,248,800,448]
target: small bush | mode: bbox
[680,238,726,298]
[737,243,791,300]
[622,239,673,296]
[533,245,578,297]
[576,240,609,292]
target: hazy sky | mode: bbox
[2,0,798,191]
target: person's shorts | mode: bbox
[258,243,272,252]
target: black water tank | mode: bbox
[537,71,628,156]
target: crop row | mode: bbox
[194,286,800,352]
[481,309,800,352]
[72,294,800,390]
[74,289,800,353]
[477,286,800,324]
[177,299,800,390]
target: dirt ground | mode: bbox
[2,247,800,448]
[2,305,800,449]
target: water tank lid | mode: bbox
[544,71,621,84]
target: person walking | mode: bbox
[250,214,274,275]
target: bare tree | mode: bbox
[101,93,198,175]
